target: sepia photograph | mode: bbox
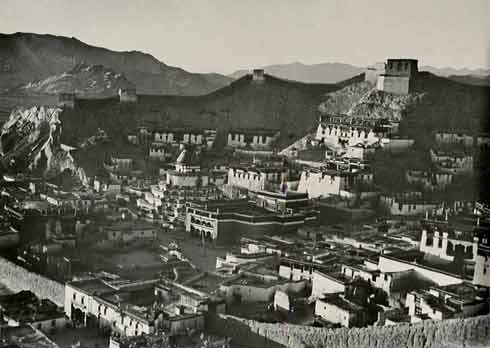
[0,1,489,347]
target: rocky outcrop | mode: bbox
[0,106,87,183]
[346,88,425,122]
[318,81,425,122]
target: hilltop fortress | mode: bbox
[366,58,419,95]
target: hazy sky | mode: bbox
[1,0,489,74]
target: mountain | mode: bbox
[446,74,490,86]
[420,66,490,77]
[0,32,232,95]
[229,62,364,84]
[10,63,135,98]
[229,62,490,86]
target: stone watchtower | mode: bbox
[57,93,76,109]
[118,88,138,103]
[252,69,265,83]
[376,58,418,95]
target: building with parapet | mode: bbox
[227,165,287,192]
[434,130,474,147]
[153,127,215,147]
[185,192,317,243]
[165,147,224,188]
[315,114,393,148]
[297,160,373,199]
[406,282,488,322]
[406,170,453,191]
[227,128,279,149]
[379,192,439,216]
[148,142,170,161]
[376,58,418,95]
[430,149,473,174]
[65,277,208,338]
[252,68,265,83]
[419,227,477,262]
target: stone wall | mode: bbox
[0,256,64,306]
[208,313,490,348]
[377,75,410,95]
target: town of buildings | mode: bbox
[0,59,489,348]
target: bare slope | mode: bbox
[0,32,232,95]
[10,63,134,98]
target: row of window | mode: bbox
[320,129,375,138]
[36,319,58,330]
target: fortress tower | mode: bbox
[57,93,75,109]
[376,58,418,95]
[118,88,138,103]
[252,69,265,83]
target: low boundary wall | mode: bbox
[0,256,64,306]
[208,313,490,348]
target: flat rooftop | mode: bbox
[319,293,365,313]
[183,272,227,294]
[256,190,308,200]
[224,274,285,288]
[433,282,487,302]
[381,250,467,279]
[67,278,115,296]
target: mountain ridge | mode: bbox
[9,63,135,98]
[229,61,490,85]
[0,32,232,95]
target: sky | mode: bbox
[1,0,489,74]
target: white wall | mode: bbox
[314,298,351,327]
[311,271,346,298]
[473,254,490,287]
[378,256,462,286]
[297,171,343,199]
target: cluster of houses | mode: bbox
[203,207,490,328]
[1,62,490,346]
[128,125,279,159]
